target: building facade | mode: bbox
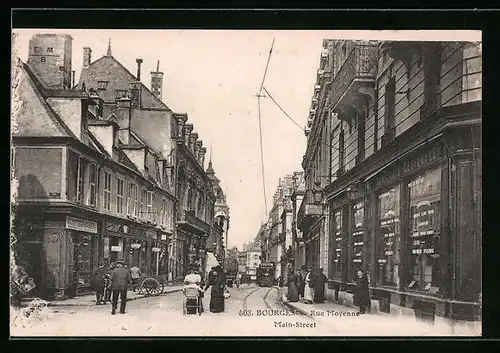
[12,34,175,299]
[75,41,216,281]
[291,172,306,271]
[206,159,230,267]
[300,39,481,323]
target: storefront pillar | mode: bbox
[399,176,410,293]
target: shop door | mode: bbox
[72,233,93,293]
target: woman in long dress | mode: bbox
[205,265,226,313]
[303,268,314,304]
[313,268,328,303]
[286,270,299,302]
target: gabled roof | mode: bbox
[76,55,171,111]
[13,62,77,139]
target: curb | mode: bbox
[46,288,183,308]
[279,295,312,317]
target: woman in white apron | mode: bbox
[303,269,314,304]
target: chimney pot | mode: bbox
[136,58,143,80]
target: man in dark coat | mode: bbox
[354,269,370,314]
[91,262,107,305]
[313,268,328,303]
[110,260,132,315]
[298,265,307,299]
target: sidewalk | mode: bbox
[20,284,183,308]
[278,289,480,336]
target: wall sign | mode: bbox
[111,245,122,252]
[66,216,98,234]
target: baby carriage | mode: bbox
[183,285,203,315]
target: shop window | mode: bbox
[332,210,343,279]
[408,168,441,293]
[88,163,97,207]
[103,171,112,211]
[116,178,124,214]
[350,202,364,281]
[377,185,401,287]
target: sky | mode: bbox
[11,29,480,250]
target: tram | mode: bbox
[256,263,275,287]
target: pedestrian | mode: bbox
[205,265,226,313]
[110,260,132,315]
[91,262,107,305]
[297,267,305,300]
[313,268,328,303]
[129,264,141,292]
[354,269,370,314]
[286,270,299,302]
[303,266,314,304]
[184,264,204,313]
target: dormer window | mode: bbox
[116,90,128,99]
[98,81,109,90]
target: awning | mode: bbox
[204,251,220,274]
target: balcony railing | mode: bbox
[297,198,323,233]
[177,209,211,236]
[330,44,378,113]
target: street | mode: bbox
[11,284,336,336]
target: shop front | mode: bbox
[13,212,99,299]
[102,218,162,277]
[325,133,480,322]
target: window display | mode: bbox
[351,202,364,279]
[333,210,343,279]
[377,186,401,287]
[408,168,441,293]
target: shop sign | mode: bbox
[152,247,161,252]
[104,237,110,258]
[66,216,98,234]
[111,245,122,252]
[160,233,167,241]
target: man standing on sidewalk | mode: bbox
[110,261,132,315]
[129,264,141,292]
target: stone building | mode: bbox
[12,34,175,299]
[300,39,481,325]
[74,40,216,280]
[206,158,230,267]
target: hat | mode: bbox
[116,260,124,265]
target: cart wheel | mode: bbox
[141,278,161,296]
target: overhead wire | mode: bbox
[256,38,275,217]
[262,86,340,152]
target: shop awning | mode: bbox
[204,251,220,274]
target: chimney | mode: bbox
[116,97,131,145]
[27,34,73,90]
[83,47,92,68]
[190,132,198,154]
[129,82,141,108]
[151,60,164,101]
[174,113,188,140]
[195,140,203,164]
[184,124,193,146]
[199,147,207,168]
[136,58,143,81]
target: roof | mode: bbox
[14,62,78,139]
[76,55,171,111]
